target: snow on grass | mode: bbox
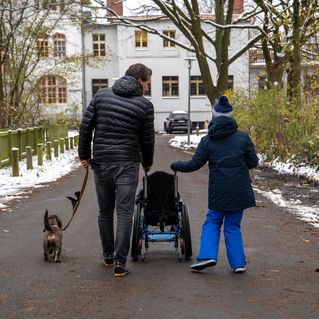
[0,131,80,212]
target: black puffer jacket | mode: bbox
[78,76,154,167]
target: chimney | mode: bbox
[106,0,123,18]
[233,0,244,14]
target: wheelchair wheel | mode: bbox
[181,204,192,260]
[131,205,142,261]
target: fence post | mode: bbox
[26,146,33,170]
[53,140,59,158]
[17,129,22,160]
[46,141,52,161]
[59,138,65,154]
[70,136,74,149]
[7,130,12,165]
[65,137,69,151]
[38,143,43,166]
[34,128,38,155]
[74,135,78,146]
[12,148,19,177]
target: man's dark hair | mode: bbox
[125,63,152,82]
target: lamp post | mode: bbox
[184,57,196,145]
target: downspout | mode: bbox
[81,6,86,114]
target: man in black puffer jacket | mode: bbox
[78,63,154,277]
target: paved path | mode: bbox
[0,135,318,319]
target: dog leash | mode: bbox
[62,167,89,231]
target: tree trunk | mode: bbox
[0,28,7,128]
[288,0,301,104]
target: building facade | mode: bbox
[80,0,250,131]
[37,0,252,131]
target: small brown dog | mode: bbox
[43,210,63,262]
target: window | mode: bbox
[163,30,176,48]
[39,75,67,104]
[39,0,65,11]
[135,31,148,48]
[190,76,205,96]
[257,74,266,91]
[92,79,108,96]
[304,74,319,95]
[92,34,106,57]
[228,75,234,90]
[162,76,179,96]
[53,33,66,57]
[36,36,49,57]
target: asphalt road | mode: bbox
[1,134,318,319]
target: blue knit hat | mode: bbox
[212,95,233,118]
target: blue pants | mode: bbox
[197,209,246,269]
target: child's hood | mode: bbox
[208,116,238,140]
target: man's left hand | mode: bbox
[143,165,151,173]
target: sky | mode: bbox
[1,132,318,229]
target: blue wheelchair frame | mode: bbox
[131,171,192,261]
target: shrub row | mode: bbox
[229,89,319,168]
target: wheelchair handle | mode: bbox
[174,171,178,199]
[144,170,148,199]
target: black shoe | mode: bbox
[103,255,115,267]
[190,259,216,271]
[114,262,129,277]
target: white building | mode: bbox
[38,0,251,131]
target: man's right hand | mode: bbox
[143,165,151,173]
[80,159,89,169]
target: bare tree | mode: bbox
[0,0,98,128]
[253,0,319,102]
[92,0,265,104]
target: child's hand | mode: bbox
[170,162,177,171]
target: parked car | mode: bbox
[164,110,192,134]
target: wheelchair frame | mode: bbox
[131,171,192,261]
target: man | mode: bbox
[78,63,154,277]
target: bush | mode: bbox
[229,89,319,167]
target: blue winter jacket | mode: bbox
[174,116,259,212]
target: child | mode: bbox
[171,96,258,273]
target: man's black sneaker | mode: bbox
[103,255,115,267]
[190,259,216,271]
[114,262,129,277]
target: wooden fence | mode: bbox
[0,125,69,168]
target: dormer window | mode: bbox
[92,34,106,57]
[163,30,176,48]
[35,0,65,12]
[135,31,148,48]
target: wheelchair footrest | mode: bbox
[147,233,177,242]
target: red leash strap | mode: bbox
[62,167,89,231]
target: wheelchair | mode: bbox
[131,171,192,261]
